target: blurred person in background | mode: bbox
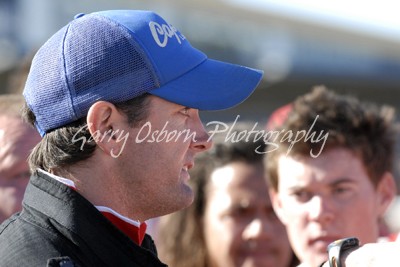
[0,94,40,223]
[265,101,396,240]
[266,86,397,267]
[158,123,298,267]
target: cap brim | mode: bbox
[149,58,263,110]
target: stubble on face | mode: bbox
[111,96,209,219]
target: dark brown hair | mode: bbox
[22,93,151,174]
[266,86,397,192]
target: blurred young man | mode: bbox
[266,86,396,267]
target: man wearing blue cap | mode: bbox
[0,10,262,266]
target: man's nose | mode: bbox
[307,195,335,225]
[189,118,212,153]
[242,215,274,241]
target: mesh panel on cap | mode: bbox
[25,13,159,134]
[66,14,158,119]
[24,26,77,134]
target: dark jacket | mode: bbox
[0,171,168,267]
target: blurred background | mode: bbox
[1,0,400,120]
[1,0,400,227]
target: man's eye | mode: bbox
[332,186,353,197]
[181,107,190,116]
[292,190,312,202]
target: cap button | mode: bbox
[74,13,85,19]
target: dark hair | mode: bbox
[22,93,151,174]
[266,86,397,191]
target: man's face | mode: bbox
[203,162,293,267]
[0,116,40,222]
[271,147,391,267]
[116,96,212,219]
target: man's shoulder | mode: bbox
[0,216,89,267]
[0,208,58,241]
[0,210,168,267]
[0,212,64,266]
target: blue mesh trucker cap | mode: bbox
[23,10,264,136]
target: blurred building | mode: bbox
[1,1,400,132]
[1,0,400,114]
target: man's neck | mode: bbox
[39,169,148,245]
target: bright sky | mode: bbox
[225,0,400,42]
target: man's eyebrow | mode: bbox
[286,185,308,192]
[286,178,356,191]
[329,177,356,186]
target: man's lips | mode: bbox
[183,161,194,171]
[181,162,194,181]
[309,236,340,251]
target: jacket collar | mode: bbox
[23,172,162,265]
[37,169,147,245]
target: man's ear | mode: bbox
[376,171,397,217]
[269,188,289,225]
[86,101,126,156]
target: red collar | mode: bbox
[40,170,147,245]
[99,208,147,245]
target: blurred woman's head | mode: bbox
[158,123,298,267]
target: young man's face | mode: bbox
[270,147,394,267]
[0,116,40,222]
[116,95,212,219]
[203,162,293,267]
